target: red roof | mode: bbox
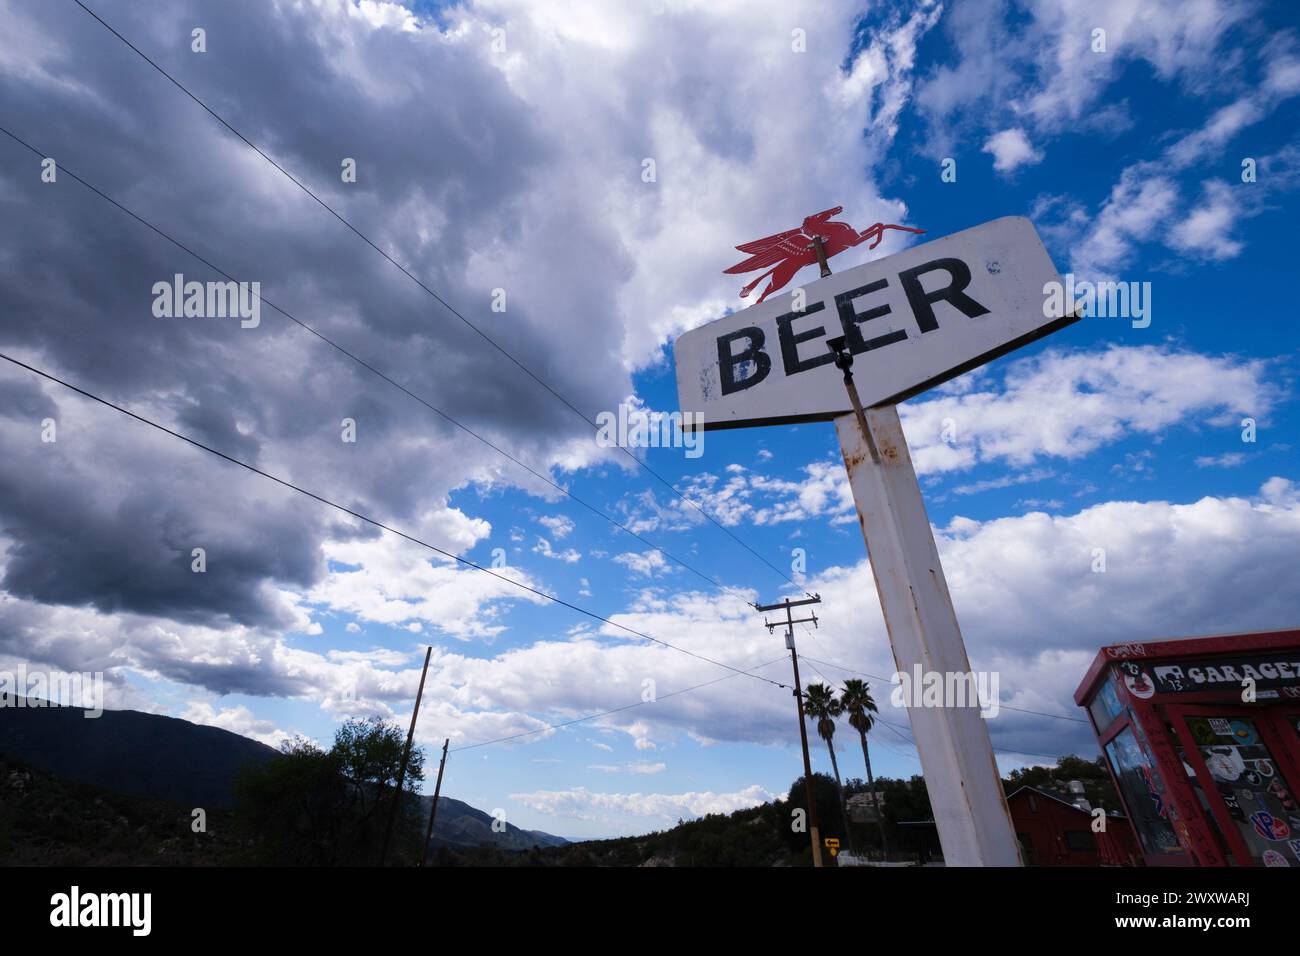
[1073,627,1300,705]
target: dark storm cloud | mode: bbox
[0,398,327,627]
[0,0,635,630]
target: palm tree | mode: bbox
[803,682,851,854]
[841,678,888,859]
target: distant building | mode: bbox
[1007,785,1139,866]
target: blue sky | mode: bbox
[1,0,1298,839]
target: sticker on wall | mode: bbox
[1252,759,1275,778]
[1209,718,1233,736]
[1243,770,1262,788]
[1264,849,1291,867]
[1222,789,1245,821]
[1190,720,1219,746]
[1141,765,1168,820]
[1250,810,1291,842]
[1205,748,1246,783]
[1121,662,1155,699]
[1228,720,1258,746]
[1268,778,1297,813]
[1288,839,1300,859]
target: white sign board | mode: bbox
[675,216,1073,430]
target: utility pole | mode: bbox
[380,645,432,866]
[756,594,824,867]
[419,738,450,867]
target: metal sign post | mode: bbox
[828,337,1021,866]
[676,214,1078,866]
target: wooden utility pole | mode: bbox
[756,595,824,867]
[419,738,450,867]
[380,645,432,866]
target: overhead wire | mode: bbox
[0,349,792,692]
[451,655,789,752]
[68,0,809,596]
[0,120,765,613]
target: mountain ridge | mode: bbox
[0,696,565,851]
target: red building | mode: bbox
[1074,628,1300,867]
[1007,786,1139,865]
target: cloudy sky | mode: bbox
[1,0,1297,839]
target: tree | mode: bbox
[803,683,851,853]
[233,736,347,865]
[332,716,425,864]
[785,773,845,864]
[840,677,888,859]
[234,717,426,865]
[1003,754,1118,812]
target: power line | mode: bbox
[68,0,806,595]
[789,646,1083,762]
[0,349,792,692]
[798,653,1090,724]
[874,713,1066,763]
[0,120,759,611]
[451,656,789,753]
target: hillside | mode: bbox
[0,752,245,865]
[0,697,563,856]
[0,696,278,807]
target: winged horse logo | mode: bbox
[725,207,923,304]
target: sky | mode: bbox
[0,0,1297,840]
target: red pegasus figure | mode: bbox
[725,207,923,304]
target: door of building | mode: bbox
[1170,705,1300,867]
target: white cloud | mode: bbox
[1062,39,1300,279]
[180,702,292,749]
[307,536,548,641]
[901,346,1270,475]
[916,0,1250,154]
[982,128,1043,173]
[533,536,581,563]
[613,550,672,577]
[510,784,772,822]
[672,346,1271,526]
[326,647,414,667]
[627,761,666,775]
[6,479,1299,767]
[585,760,666,775]
[1166,180,1245,260]
[1195,452,1246,468]
[1067,170,1179,279]
[537,514,575,540]
[459,0,938,370]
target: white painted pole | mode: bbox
[834,405,1022,866]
